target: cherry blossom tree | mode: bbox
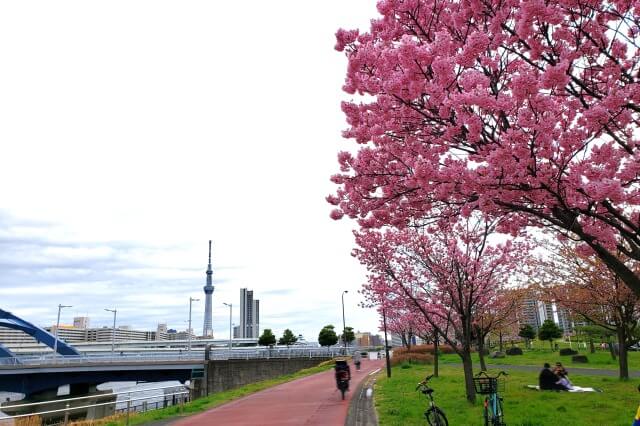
[382,304,429,349]
[474,287,524,370]
[330,0,640,295]
[354,216,525,402]
[537,241,640,379]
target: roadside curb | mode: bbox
[345,367,381,426]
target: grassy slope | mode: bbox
[102,362,334,426]
[375,364,639,426]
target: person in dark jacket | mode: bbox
[539,363,560,390]
[335,359,351,389]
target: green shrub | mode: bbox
[560,348,578,356]
[572,355,589,363]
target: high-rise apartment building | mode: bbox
[518,294,575,332]
[239,288,260,338]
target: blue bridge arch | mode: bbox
[0,309,80,357]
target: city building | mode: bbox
[73,316,90,329]
[47,325,89,343]
[238,288,260,338]
[202,240,215,338]
[355,331,383,347]
[518,292,576,333]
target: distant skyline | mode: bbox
[0,1,381,340]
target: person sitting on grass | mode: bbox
[539,363,560,390]
[554,362,568,377]
[555,372,572,391]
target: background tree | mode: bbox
[278,329,298,347]
[258,329,276,347]
[537,241,640,379]
[537,320,562,349]
[355,216,526,403]
[575,325,611,355]
[518,324,536,349]
[341,326,355,347]
[330,0,640,297]
[318,325,338,350]
[474,287,524,370]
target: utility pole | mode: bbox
[341,290,348,354]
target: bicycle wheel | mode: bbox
[341,388,346,400]
[425,406,448,426]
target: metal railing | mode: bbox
[0,346,355,367]
[0,351,204,367]
[0,384,189,426]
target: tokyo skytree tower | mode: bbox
[202,240,214,337]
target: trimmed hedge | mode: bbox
[559,348,578,356]
[572,355,588,363]
[393,344,456,356]
[391,353,434,366]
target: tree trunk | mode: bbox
[433,331,439,378]
[608,338,617,360]
[617,328,629,380]
[499,332,503,353]
[589,338,595,354]
[478,336,487,371]
[461,350,476,403]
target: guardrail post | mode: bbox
[63,402,70,425]
[179,393,184,414]
[126,398,131,426]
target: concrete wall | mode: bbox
[195,357,330,397]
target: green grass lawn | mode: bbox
[375,364,640,426]
[438,343,640,371]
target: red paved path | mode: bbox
[174,359,383,426]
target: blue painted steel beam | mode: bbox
[0,309,80,356]
[0,342,15,358]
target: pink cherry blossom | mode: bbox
[331,0,640,295]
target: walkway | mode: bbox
[174,359,383,426]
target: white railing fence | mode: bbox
[0,384,189,426]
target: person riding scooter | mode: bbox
[334,359,351,399]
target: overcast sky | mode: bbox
[0,1,382,341]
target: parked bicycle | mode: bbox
[473,370,508,426]
[416,374,448,426]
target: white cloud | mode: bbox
[0,1,382,341]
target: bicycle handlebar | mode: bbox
[416,374,435,390]
[474,370,509,378]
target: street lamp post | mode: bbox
[223,303,232,353]
[188,297,199,352]
[53,304,72,362]
[382,306,391,378]
[104,308,117,357]
[341,290,348,354]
